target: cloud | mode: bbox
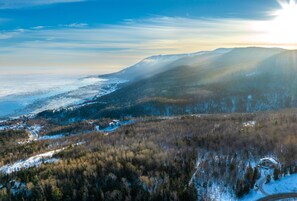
[0,28,24,40]
[0,16,295,75]
[62,23,88,28]
[0,0,86,9]
[32,26,46,30]
[0,33,13,40]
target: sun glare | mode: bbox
[268,0,297,44]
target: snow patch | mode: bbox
[241,174,297,201]
[0,149,63,174]
[242,121,256,128]
[39,134,65,140]
[263,174,297,194]
[0,126,7,131]
[101,120,134,133]
[27,124,42,140]
[240,190,264,201]
[209,183,235,201]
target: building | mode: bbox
[109,120,121,127]
[258,157,280,169]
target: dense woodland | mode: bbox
[0,110,296,200]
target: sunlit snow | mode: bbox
[0,149,63,174]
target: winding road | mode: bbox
[258,177,270,196]
[257,193,297,201]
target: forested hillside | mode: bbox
[0,110,296,200]
[38,48,297,123]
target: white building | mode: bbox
[258,157,280,169]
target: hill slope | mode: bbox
[38,47,297,121]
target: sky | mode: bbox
[0,0,296,75]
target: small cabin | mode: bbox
[258,157,280,169]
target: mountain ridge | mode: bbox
[38,47,297,122]
[100,47,234,82]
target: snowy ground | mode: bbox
[240,174,297,201]
[0,122,25,131]
[205,173,297,201]
[6,119,135,145]
[0,149,63,174]
[27,124,42,140]
[191,155,296,201]
[0,141,87,174]
[209,183,236,201]
[38,134,66,140]
[242,121,256,128]
[100,120,135,132]
[263,174,297,194]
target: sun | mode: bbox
[268,0,297,44]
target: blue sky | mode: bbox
[0,0,294,75]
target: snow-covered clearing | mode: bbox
[39,133,65,140]
[0,149,63,174]
[242,121,256,128]
[202,173,297,201]
[262,173,297,194]
[240,190,264,201]
[101,120,135,132]
[209,183,236,201]
[17,124,43,144]
[27,124,42,140]
[240,174,297,201]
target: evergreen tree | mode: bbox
[252,167,260,187]
[245,165,253,188]
[273,168,280,181]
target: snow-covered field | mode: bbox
[263,174,297,194]
[204,173,297,201]
[0,149,63,174]
[240,174,297,201]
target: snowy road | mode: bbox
[259,177,270,196]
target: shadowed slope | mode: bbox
[38,47,297,121]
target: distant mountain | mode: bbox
[101,48,232,82]
[38,47,297,122]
